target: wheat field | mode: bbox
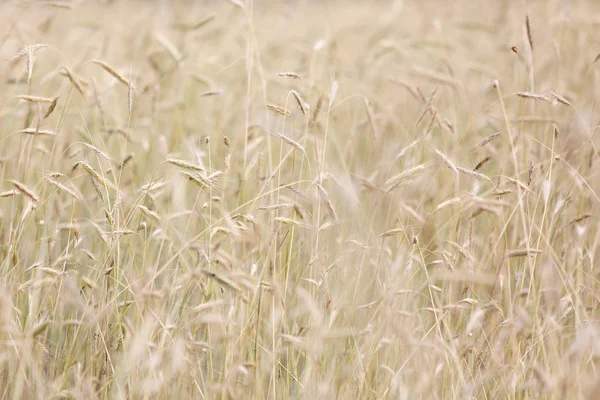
[1,0,600,398]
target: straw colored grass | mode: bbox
[1,1,600,399]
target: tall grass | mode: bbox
[1,0,600,398]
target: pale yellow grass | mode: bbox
[1,0,600,399]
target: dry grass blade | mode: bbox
[527,161,534,186]
[11,180,39,202]
[14,128,57,136]
[266,103,291,116]
[291,90,309,115]
[474,156,491,171]
[465,308,487,335]
[31,320,51,337]
[200,90,223,97]
[2,3,599,398]
[506,248,543,257]
[476,131,502,147]
[275,217,303,227]
[531,364,551,392]
[154,33,183,64]
[436,197,462,211]
[12,44,47,61]
[82,143,113,163]
[16,95,54,103]
[515,92,552,102]
[228,0,244,9]
[364,97,380,138]
[505,176,534,193]
[119,154,133,170]
[12,45,45,83]
[259,203,294,211]
[431,269,496,286]
[383,164,427,194]
[61,65,85,95]
[386,77,421,99]
[43,1,76,8]
[329,80,338,108]
[379,228,405,237]
[0,189,19,198]
[278,72,302,80]
[89,176,104,200]
[267,130,308,158]
[572,213,592,224]
[395,137,423,160]
[201,270,241,291]
[44,96,60,118]
[550,91,572,106]
[435,149,458,174]
[457,166,493,183]
[316,183,338,220]
[128,75,134,116]
[167,158,205,172]
[411,68,459,92]
[19,277,56,291]
[138,180,167,193]
[46,179,82,201]
[525,15,533,52]
[75,161,117,193]
[415,87,438,127]
[91,59,131,87]
[182,171,213,190]
[138,205,160,222]
[174,14,215,31]
[27,48,34,83]
[310,97,322,128]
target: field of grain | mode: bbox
[2,0,600,398]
